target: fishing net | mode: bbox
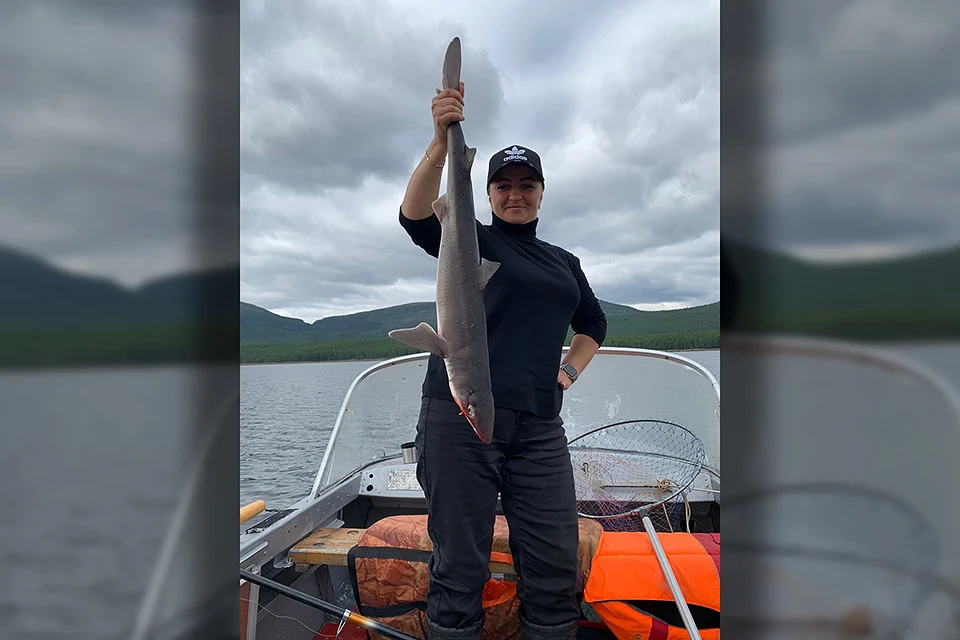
[568,419,707,533]
[569,418,710,638]
[721,483,959,639]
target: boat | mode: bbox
[238,346,722,639]
[718,336,960,638]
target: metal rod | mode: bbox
[239,569,418,640]
[642,515,703,640]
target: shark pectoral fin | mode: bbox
[431,193,449,221]
[388,322,447,357]
[478,258,501,290]
[465,146,477,168]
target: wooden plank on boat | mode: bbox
[289,527,365,567]
[289,527,517,577]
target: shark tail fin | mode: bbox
[441,37,461,90]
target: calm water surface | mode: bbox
[238,351,720,508]
[240,360,374,508]
[1,366,203,639]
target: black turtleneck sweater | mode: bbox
[398,207,607,419]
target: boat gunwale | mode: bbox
[240,469,363,571]
[309,346,721,498]
[723,334,960,422]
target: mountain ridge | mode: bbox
[2,237,957,367]
[722,238,960,336]
[0,245,238,330]
[239,299,721,345]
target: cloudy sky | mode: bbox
[732,0,960,262]
[0,3,205,287]
[240,0,721,321]
[1,2,956,321]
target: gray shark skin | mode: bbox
[389,37,499,444]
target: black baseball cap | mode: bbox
[486,145,545,186]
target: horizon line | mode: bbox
[241,298,721,324]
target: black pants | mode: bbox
[414,395,581,631]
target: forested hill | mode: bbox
[240,299,720,345]
[722,239,960,338]
[0,245,236,367]
[239,300,721,362]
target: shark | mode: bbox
[389,37,499,444]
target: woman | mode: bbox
[397,82,607,640]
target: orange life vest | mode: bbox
[583,531,720,640]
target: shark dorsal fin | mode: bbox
[478,258,500,290]
[431,193,448,221]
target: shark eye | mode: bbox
[467,405,476,418]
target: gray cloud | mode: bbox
[4,1,951,317]
[768,0,960,142]
[496,2,720,255]
[241,0,504,191]
[724,0,960,256]
[0,2,229,286]
[240,0,721,321]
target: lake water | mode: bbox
[4,342,960,638]
[240,349,721,509]
[1,366,206,639]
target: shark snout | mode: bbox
[463,391,495,444]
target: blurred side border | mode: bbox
[721,0,960,636]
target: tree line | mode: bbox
[240,330,721,364]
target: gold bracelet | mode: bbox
[424,150,444,169]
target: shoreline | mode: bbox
[240,357,387,366]
[240,347,721,366]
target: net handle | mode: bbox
[566,418,696,447]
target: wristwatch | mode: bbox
[560,363,578,382]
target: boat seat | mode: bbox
[288,515,604,581]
